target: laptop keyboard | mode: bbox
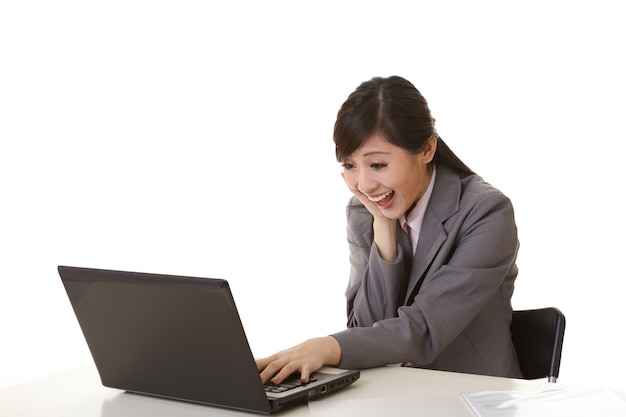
[264,377,318,393]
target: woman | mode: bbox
[257,76,522,385]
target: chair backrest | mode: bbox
[510,307,566,382]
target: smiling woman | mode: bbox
[334,77,475,260]
[340,134,435,229]
[256,75,522,385]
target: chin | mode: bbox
[380,207,405,220]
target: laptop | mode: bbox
[58,266,360,414]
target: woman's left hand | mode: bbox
[256,336,341,384]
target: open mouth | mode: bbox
[368,190,395,206]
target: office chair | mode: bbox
[510,307,566,382]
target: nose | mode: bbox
[356,169,378,195]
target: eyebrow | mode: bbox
[361,150,392,157]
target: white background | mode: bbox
[1,1,625,391]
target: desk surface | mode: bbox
[0,365,616,416]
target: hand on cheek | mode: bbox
[342,172,387,220]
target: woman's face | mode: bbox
[341,133,436,220]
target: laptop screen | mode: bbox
[59,266,271,413]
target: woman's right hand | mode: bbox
[342,173,398,262]
[342,173,390,221]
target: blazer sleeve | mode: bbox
[344,197,411,327]
[333,186,519,371]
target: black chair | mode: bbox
[510,307,566,382]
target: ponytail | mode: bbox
[433,134,474,178]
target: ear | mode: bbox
[420,135,437,164]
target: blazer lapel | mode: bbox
[403,166,461,305]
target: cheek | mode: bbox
[380,172,400,190]
[389,176,414,201]
[342,171,357,189]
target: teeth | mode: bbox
[368,190,393,202]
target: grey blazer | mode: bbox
[332,165,522,378]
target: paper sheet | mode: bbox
[461,388,626,417]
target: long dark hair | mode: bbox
[333,76,474,177]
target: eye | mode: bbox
[341,162,356,171]
[371,163,387,170]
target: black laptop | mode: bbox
[58,266,359,414]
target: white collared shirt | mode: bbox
[399,165,437,254]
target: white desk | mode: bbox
[1,365,623,416]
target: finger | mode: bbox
[299,367,311,383]
[259,360,285,384]
[255,356,271,371]
[271,362,300,385]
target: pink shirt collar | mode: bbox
[400,165,437,254]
